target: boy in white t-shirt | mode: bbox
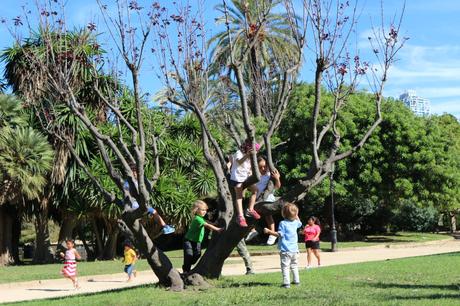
[229,139,261,227]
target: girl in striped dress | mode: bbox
[60,239,81,289]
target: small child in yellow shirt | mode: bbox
[123,242,137,282]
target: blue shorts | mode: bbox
[124,264,135,276]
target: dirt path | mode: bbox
[1,239,459,304]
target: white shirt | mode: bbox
[256,173,276,202]
[230,150,251,182]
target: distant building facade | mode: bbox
[399,90,430,116]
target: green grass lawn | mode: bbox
[6,252,460,306]
[0,232,450,284]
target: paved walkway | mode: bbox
[1,239,459,304]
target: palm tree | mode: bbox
[0,94,53,266]
[0,126,53,204]
[209,0,299,116]
[1,29,108,263]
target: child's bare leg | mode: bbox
[247,185,258,211]
[313,249,321,266]
[307,248,312,267]
[153,211,166,227]
[234,186,244,217]
[265,215,275,231]
[245,185,261,219]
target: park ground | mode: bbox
[0,232,460,305]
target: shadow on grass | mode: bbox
[366,282,460,291]
[86,279,125,283]
[26,288,72,292]
[391,293,460,300]
[218,281,273,288]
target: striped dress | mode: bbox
[61,249,77,277]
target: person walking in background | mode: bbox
[123,241,138,282]
[304,216,321,268]
[264,203,302,288]
[60,239,81,289]
[182,200,223,273]
[236,239,255,275]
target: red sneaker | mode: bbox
[245,209,261,220]
[237,216,248,227]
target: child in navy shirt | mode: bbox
[264,202,302,288]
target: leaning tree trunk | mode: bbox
[119,214,184,291]
[33,203,53,264]
[0,205,14,266]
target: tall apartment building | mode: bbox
[399,90,430,116]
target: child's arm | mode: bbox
[74,249,81,260]
[263,228,280,237]
[234,150,252,165]
[271,169,281,190]
[313,227,321,240]
[204,222,224,232]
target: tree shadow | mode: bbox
[366,282,460,291]
[86,279,126,283]
[391,293,460,300]
[219,281,273,288]
[27,288,72,292]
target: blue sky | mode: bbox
[1,0,459,117]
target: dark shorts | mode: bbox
[229,179,243,188]
[305,241,320,250]
[124,264,135,276]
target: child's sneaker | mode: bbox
[237,216,248,227]
[245,209,261,220]
[266,235,277,245]
[162,225,175,235]
[306,265,311,270]
[281,284,290,289]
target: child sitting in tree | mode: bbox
[229,139,261,227]
[264,203,302,288]
[123,241,138,282]
[182,200,223,273]
[123,164,175,235]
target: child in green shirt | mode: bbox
[182,200,223,273]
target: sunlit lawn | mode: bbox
[6,252,460,306]
[0,232,450,284]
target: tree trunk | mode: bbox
[91,217,104,259]
[102,222,119,260]
[11,206,21,263]
[119,215,184,291]
[450,212,457,233]
[33,204,53,264]
[0,205,14,266]
[191,221,251,278]
[56,212,78,253]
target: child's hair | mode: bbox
[308,216,320,226]
[241,138,261,153]
[281,202,298,220]
[124,240,133,248]
[65,239,74,244]
[192,200,208,215]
